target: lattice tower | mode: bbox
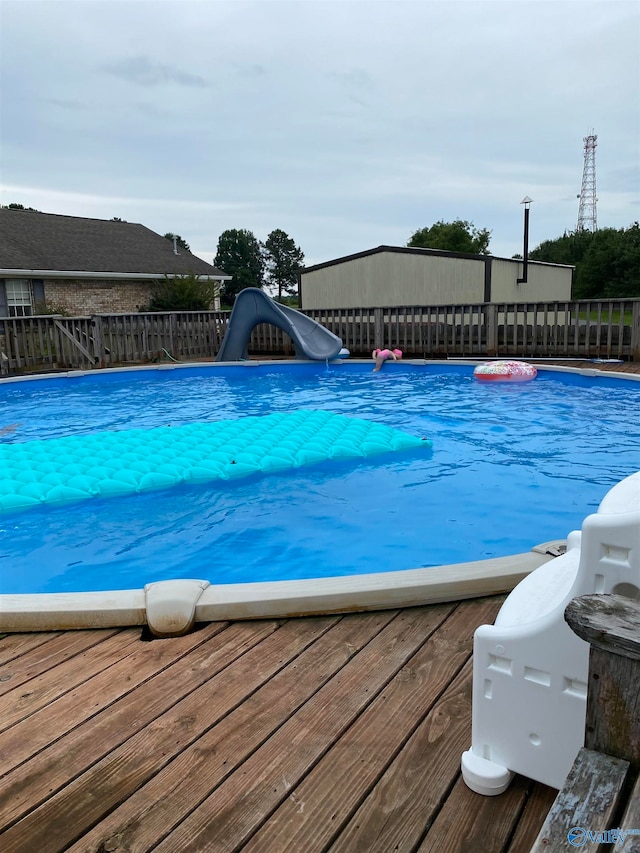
[576,133,598,231]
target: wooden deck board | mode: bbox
[417,775,533,852]
[328,658,476,853]
[241,599,497,853]
[0,596,560,853]
[0,619,283,840]
[505,784,559,853]
[151,607,449,853]
[0,632,63,667]
[66,611,392,853]
[0,621,229,775]
[0,628,137,727]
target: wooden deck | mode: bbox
[0,597,558,853]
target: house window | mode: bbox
[5,280,32,316]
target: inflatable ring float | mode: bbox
[473,360,537,382]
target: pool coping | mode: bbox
[2,356,640,385]
[1,547,559,635]
[1,359,638,635]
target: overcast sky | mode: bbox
[1,0,638,268]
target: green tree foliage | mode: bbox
[2,202,40,211]
[529,230,594,268]
[164,232,191,252]
[408,219,492,255]
[530,224,640,299]
[145,274,219,311]
[214,229,265,305]
[264,229,305,301]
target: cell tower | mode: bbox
[576,132,598,232]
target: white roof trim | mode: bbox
[0,269,232,281]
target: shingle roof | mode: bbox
[0,209,228,278]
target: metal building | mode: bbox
[299,246,573,310]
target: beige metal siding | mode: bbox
[489,259,572,303]
[302,251,485,309]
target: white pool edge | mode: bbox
[2,358,639,384]
[0,549,556,635]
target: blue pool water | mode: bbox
[1,362,639,594]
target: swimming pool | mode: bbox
[1,360,639,632]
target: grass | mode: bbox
[577,308,633,324]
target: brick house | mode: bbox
[0,209,230,316]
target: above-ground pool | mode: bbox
[2,360,639,609]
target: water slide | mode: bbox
[216,288,344,362]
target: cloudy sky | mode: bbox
[1,0,638,268]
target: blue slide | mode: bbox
[216,288,343,362]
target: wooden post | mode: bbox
[565,594,640,772]
[169,313,176,357]
[531,594,640,852]
[91,315,105,368]
[373,307,384,349]
[631,300,640,363]
[485,304,498,356]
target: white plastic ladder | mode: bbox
[461,470,640,795]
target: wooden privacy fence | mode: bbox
[1,299,639,375]
[0,311,229,374]
[307,300,640,362]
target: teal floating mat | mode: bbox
[0,410,432,513]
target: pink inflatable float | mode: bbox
[473,360,537,382]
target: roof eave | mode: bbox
[0,269,232,281]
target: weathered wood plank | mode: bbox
[0,629,122,695]
[65,608,408,853]
[566,594,640,661]
[0,629,136,728]
[0,632,62,667]
[150,606,448,853]
[530,748,630,853]
[242,597,501,853]
[0,619,282,834]
[505,784,558,853]
[585,646,640,772]
[327,658,476,852]
[52,319,94,364]
[566,595,640,772]
[620,775,640,852]
[418,775,531,853]
[0,600,569,853]
[0,621,229,774]
[1,616,361,852]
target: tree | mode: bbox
[2,202,40,211]
[164,232,191,253]
[145,274,219,311]
[214,229,265,305]
[529,230,594,268]
[408,219,491,255]
[264,229,305,301]
[530,224,640,299]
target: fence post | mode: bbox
[565,594,640,770]
[169,313,176,356]
[485,304,498,355]
[91,315,105,368]
[631,300,640,363]
[373,308,384,348]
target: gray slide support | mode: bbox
[216,288,343,362]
